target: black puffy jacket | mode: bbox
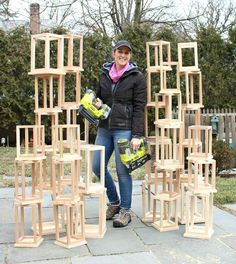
[96,62,147,137]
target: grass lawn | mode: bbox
[214,176,236,205]
[0,147,146,186]
[1,147,236,207]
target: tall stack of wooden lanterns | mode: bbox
[14,33,106,248]
[143,40,216,239]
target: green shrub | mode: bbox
[212,140,235,172]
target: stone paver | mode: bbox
[18,259,71,264]
[6,240,90,264]
[0,199,14,224]
[150,236,236,264]
[220,235,236,250]
[0,188,14,199]
[134,224,229,246]
[71,251,161,264]
[214,207,236,234]
[0,223,16,244]
[86,228,147,256]
[0,183,236,264]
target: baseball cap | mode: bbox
[113,40,132,51]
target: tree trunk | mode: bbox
[133,0,141,24]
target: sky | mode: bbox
[5,0,236,33]
[7,0,207,21]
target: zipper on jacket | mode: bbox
[102,70,113,129]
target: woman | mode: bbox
[92,40,146,227]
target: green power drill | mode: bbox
[117,138,151,172]
[78,89,111,126]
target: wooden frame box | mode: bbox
[61,71,81,108]
[155,126,183,170]
[159,62,180,92]
[29,33,64,75]
[146,67,177,104]
[178,42,199,72]
[180,108,201,145]
[80,189,107,238]
[187,157,216,193]
[178,182,206,224]
[181,71,203,108]
[188,125,213,159]
[52,124,81,159]
[16,125,45,160]
[35,112,60,152]
[54,201,86,248]
[60,108,89,144]
[152,192,179,232]
[52,158,82,203]
[63,34,83,72]
[15,159,44,204]
[155,92,182,127]
[79,144,105,194]
[146,62,178,104]
[34,74,63,113]
[184,191,214,239]
[146,40,171,70]
[15,202,43,248]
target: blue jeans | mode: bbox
[92,127,132,209]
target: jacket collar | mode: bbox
[102,61,138,74]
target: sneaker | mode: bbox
[106,203,120,220]
[113,208,131,227]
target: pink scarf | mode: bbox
[109,63,129,83]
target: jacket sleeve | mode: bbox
[132,71,147,137]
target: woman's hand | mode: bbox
[131,138,141,151]
[93,98,102,109]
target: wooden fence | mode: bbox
[181,108,236,154]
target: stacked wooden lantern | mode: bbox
[142,40,217,239]
[14,33,106,248]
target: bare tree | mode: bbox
[184,0,236,37]
[2,0,236,38]
[0,0,15,19]
[76,0,205,35]
[25,0,203,36]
